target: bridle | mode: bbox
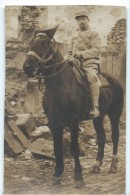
[26,33,69,79]
[27,33,54,64]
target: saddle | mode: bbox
[68,60,110,88]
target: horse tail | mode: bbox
[101,70,124,117]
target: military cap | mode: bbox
[75,11,88,20]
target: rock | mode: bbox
[4,156,14,162]
[106,132,112,143]
[120,120,126,130]
[79,139,86,156]
[79,127,84,133]
[15,113,36,138]
[63,133,71,156]
[22,177,33,182]
[44,160,53,167]
[30,126,52,141]
[4,123,25,157]
[23,149,33,160]
[10,101,16,106]
[82,134,93,144]
[34,114,48,127]
[88,138,97,146]
[82,132,94,144]
[31,138,54,157]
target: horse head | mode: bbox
[23,25,59,77]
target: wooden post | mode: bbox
[23,78,41,114]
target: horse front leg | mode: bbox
[70,120,84,188]
[51,123,64,185]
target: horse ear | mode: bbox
[34,25,59,39]
[44,25,59,39]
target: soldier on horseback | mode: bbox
[65,10,102,118]
[23,15,124,182]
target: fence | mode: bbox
[101,48,126,91]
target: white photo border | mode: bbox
[0,0,129,194]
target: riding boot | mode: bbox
[89,84,100,118]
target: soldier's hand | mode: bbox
[73,52,82,59]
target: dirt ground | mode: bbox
[4,124,125,195]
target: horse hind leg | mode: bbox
[107,83,123,173]
[70,119,84,188]
[108,112,120,173]
[89,117,106,173]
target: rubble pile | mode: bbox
[5,113,103,159]
[107,18,126,51]
[5,74,27,116]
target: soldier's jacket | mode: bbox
[66,28,102,67]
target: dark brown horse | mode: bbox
[23,27,124,187]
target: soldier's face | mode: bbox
[76,16,89,30]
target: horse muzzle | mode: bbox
[23,64,38,77]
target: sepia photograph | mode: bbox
[4,5,126,194]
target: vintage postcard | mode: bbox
[4,5,126,194]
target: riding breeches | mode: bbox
[83,63,99,83]
[83,63,100,107]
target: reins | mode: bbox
[36,59,69,79]
[36,59,69,91]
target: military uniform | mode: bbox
[65,11,102,117]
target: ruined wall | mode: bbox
[5,6,48,116]
[5,6,48,70]
[5,6,48,41]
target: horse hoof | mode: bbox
[109,166,117,173]
[52,177,62,186]
[109,156,118,173]
[73,180,85,188]
[89,165,100,173]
